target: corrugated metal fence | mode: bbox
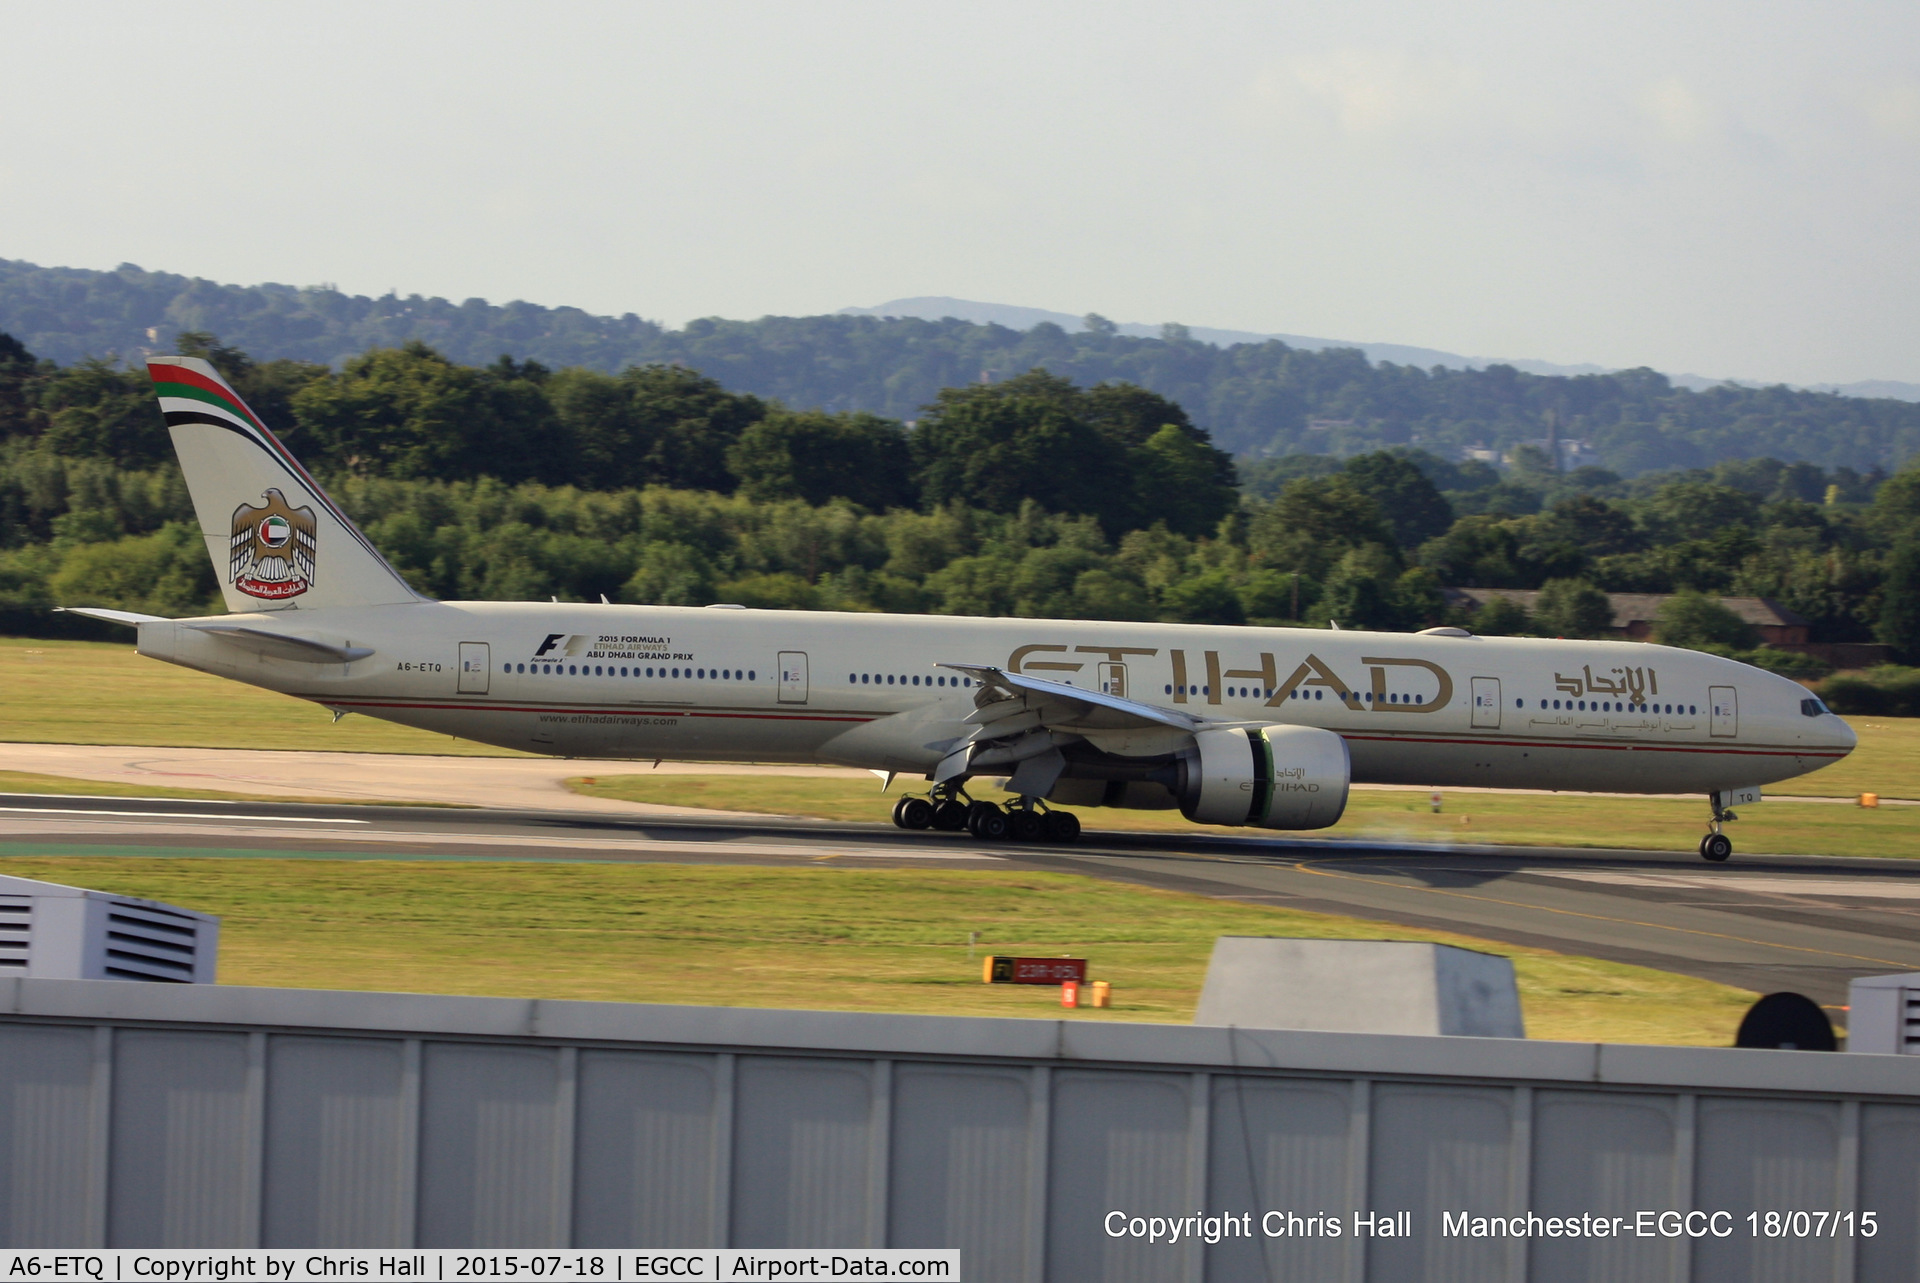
[1,977,1916,1281]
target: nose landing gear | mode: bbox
[1699,795,1738,862]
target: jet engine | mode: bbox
[1174,725,1350,830]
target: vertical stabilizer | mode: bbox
[148,357,421,611]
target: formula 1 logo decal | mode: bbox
[230,489,317,600]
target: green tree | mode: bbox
[1312,547,1406,631]
[1416,515,1524,587]
[0,332,42,442]
[620,541,716,605]
[726,409,914,509]
[1871,466,1920,538]
[1469,594,1533,635]
[1638,481,1762,542]
[1876,541,1920,662]
[1068,568,1154,621]
[1160,569,1247,625]
[910,370,1234,536]
[1533,578,1614,638]
[910,371,1127,529]
[1653,590,1761,650]
[291,342,556,482]
[37,359,168,467]
[46,522,217,615]
[1238,568,1314,623]
[1532,495,1643,556]
[1248,476,1395,578]
[1342,452,1454,547]
[1134,424,1238,537]
[548,363,765,492]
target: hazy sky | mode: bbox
[4,1,1917,383]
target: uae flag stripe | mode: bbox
[147,362,403,577]
[148,366,268,433]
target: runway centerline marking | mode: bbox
[1284,859,1915,969]
[1538,870,1920,899]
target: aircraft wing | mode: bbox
[932,662,1204,790]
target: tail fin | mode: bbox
[148,357,421,612]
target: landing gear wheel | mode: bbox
[967,803,1009,841]
[1700,832,1733,862]
[932,800,970,831]
[890,797,913,828]
[1043,810,1081,843]
[897,797,934,830]
[1009,809,1044,842]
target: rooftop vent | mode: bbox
[1848,972,1920,1054]
[0,875,217,983]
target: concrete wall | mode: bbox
[1,977,1917,1281]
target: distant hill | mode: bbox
[4,257,1920,475]
[838,296,1618,380]
[840,296,1920,401]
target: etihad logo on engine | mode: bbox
[1008,643,1453,712]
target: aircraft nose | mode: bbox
[1829,714,1859,756]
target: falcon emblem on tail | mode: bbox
[230,489,317,600]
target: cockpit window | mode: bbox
[1800,697,1831,717]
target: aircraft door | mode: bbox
[1471,676,1501,728]
[778,651,809,704]
[458,642,490,694]
[1098,662,1127,698]
[1710,686,1738,737]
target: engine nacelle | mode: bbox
[1177,725,1350,829]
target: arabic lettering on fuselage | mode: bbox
[1007,643,1453,713]
[1554,663,1658,701]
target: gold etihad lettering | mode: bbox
[1007,642,1453,713]
[1008,644,1083,673]
[1360,656,1453,713]
[1268,653,1364,710]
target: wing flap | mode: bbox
[931,662,1203,784]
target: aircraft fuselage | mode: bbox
[134,600,1855,798]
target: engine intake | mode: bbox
[1177,725,1350,829]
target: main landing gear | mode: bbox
[1699,796,1738,863]
[890,783,1081,844]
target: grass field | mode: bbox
[0,853,1759,1046]
[569,773,1920,858]
[1776,719,1920,799]
[0,638,527,755]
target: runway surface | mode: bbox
[5,791,1918,1008]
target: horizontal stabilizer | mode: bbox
[183,623,373,664]
[56,607,170,627]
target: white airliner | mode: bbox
[66,357,1856,861]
